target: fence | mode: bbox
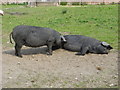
[0,0,119,5]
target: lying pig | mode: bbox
[62,35,113,55]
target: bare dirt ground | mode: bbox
[2,46,118,88]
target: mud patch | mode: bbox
[6,12,28,15]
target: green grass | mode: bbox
[2,5,118,49]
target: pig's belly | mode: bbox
[63,43,81,52]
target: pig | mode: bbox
[62,35,113,55]
[10,25,66,57]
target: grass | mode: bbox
[2,4,118,49]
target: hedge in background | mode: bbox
[60,2,67,5]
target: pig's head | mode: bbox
[96,42,113,54]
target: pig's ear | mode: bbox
[101,42,110,47]
[101,42,113,50]
[61,36,67,42]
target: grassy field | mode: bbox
[2,5,118,49]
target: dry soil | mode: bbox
[2,46,118,88]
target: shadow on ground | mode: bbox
[2,47,48,56]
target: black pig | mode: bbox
[62,35,113,55]
[10,25,66,57]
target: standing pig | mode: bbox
[10,25,66,57]
[62,35,113,55]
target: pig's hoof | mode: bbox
[47,52,52,55]
[15,53,23,58]
[75,52,85,56]
[18,55,23,58]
